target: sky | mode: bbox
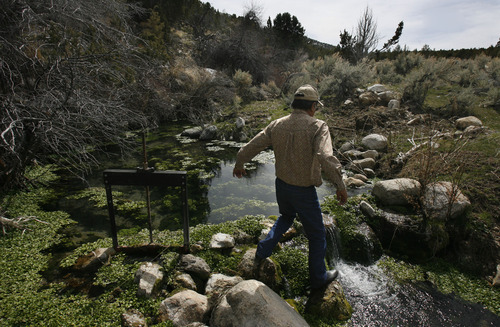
[205,0,500,50]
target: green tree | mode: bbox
[380,21,404,52]
[272,12,305,45]
[339,29,357,63]
[140,8,168,59]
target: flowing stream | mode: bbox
[325,225,500,327]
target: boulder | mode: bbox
[360,149,378,159]
[370,210,448,260]
[361,134,388,151]
[159,290,209,326]
[342,222,383,265]
[238,248,280,291]
[179,254,211,281]
[210,233,235,249]
[135,262,164,298]
[174,273,197,291]
[351,158,376,170]
[422,182,471,220]
[210,280,309,327]
[455,116,482,130]
[367,84,387,93]
[181,126,203,139]
[199,125,218,140]
[305,281,352,321]
[372,178,421,206]
[205,274,244,309]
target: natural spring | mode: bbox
[55,123,499,326]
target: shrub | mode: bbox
[447,87,476,117]
[318,58,373,103]
[374,59,403,84]
[233,69,254,102]
[393,52,423,76]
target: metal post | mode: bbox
[104,182,119,249]
[181,175,190,253]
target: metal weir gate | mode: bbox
[103,169,190,252]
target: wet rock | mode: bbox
[305,281,352,321]
[361,134,388,151]
[210,280,309,327]
[181,126,203,139]
[135,262,164,298]
[210,233,235,249]
[372,178,421,206]
[121,309,147,327]
[179,254,211,281]
[199,125,218,140]
[455,116,482,130]
[159,290,209,326]
[422,182,470,220]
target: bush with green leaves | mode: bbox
[393,51,423,76]
[317,58,373,103]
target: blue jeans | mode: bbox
[256,178,327,289]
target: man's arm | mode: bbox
[233,126,273,178]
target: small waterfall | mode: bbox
[323,214,342,265]
[322,214,500,326]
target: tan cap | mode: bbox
[293,84,323,106]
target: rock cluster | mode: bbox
[88,229,352,326]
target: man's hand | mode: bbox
[233,167,247,178]
[336,188,348,205]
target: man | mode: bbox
[233,84,348,291]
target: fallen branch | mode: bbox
[0,215,49,235]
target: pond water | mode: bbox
[58,122,370,242]
[55,122,499,326]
